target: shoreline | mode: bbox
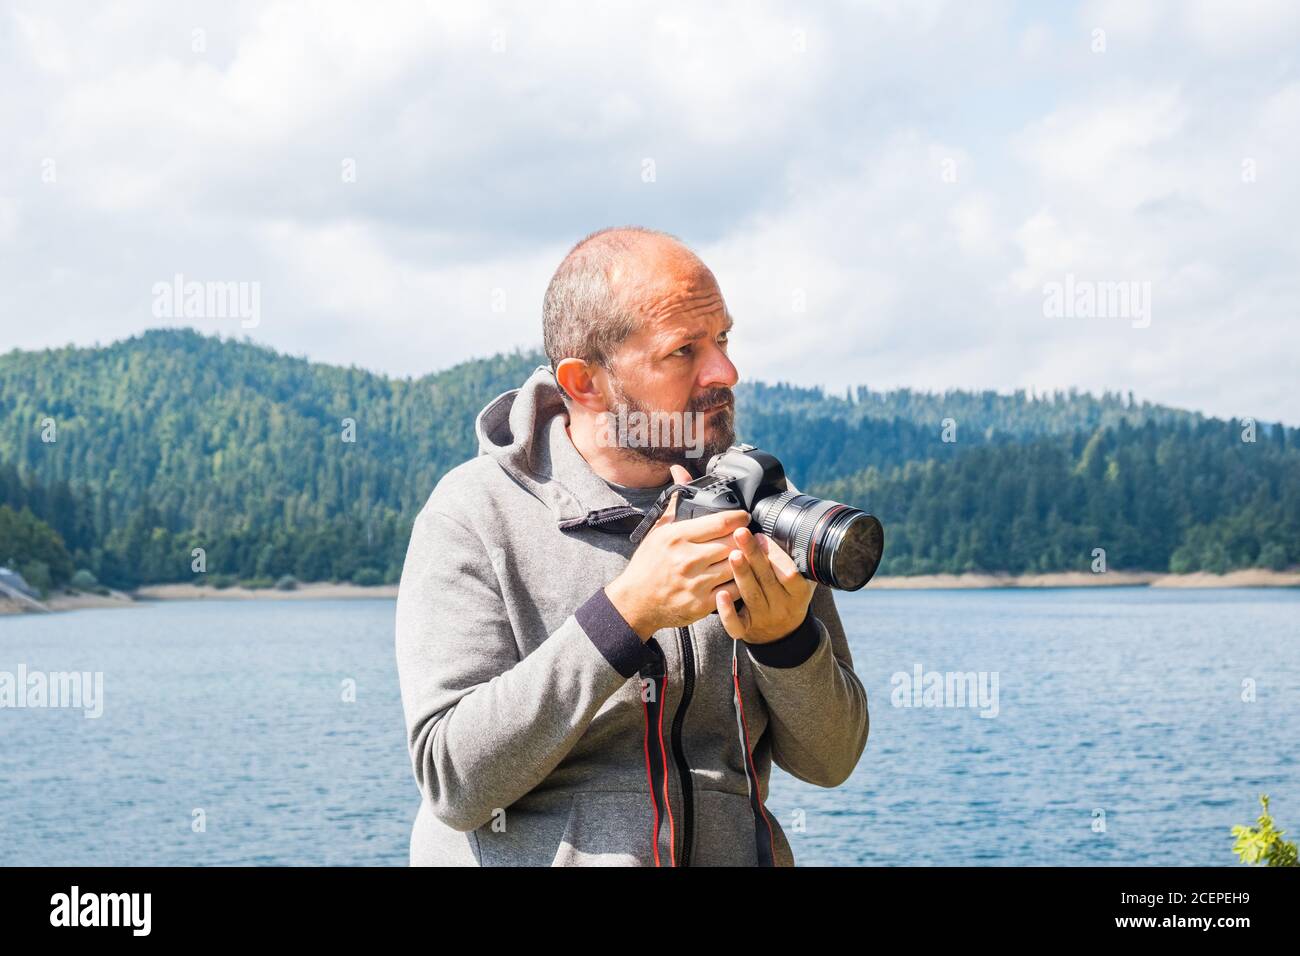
[867,569,1300,589]
[3,570,1298,616]
[0,581,400,615]
[133,582,400,602]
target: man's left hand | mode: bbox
[716,527,817,643]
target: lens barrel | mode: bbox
[753,491,884,591]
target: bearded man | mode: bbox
[395,226,869,866]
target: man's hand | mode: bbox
[716,527,817,644]
[604,464,748,639]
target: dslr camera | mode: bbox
[633,443,884,591]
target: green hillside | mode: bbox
[0,329,1295,590]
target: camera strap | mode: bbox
[733,640,777,866]
[628,479,777,866]
[627,484,697,545]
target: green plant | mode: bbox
[351,567,383,587]
[1231,794,1299,866]
[70,569,99,591]
[17,560,52,598]
[1256,542,1288,571]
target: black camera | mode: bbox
[635,443,884,591]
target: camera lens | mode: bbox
[752,492,884,591]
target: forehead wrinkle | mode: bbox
[642,286,724,325]
[644,301,731,351]
[606,241,727,349]
[680,312,734,340]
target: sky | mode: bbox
[2,0,1298,423]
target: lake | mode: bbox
[1,588,1296,866]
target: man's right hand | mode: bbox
[603,464,751,640]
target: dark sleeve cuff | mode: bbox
[576,587,650,678]
[746,608,822,668]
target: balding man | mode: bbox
[395,226,869,866]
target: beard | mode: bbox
[604,376,736,474]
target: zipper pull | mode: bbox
[641,636,666,678]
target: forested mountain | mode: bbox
[0,330,534,589]
[740,379,1201,436]
[819,421,1298,575]
[0,329,1295,591]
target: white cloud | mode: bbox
[1,0,1297,423]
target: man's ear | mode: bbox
[554,357,608,412]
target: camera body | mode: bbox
[672,443,884,592]
[674,443,789,526]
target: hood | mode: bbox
[473,365,651,532]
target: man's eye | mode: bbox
[670,331,727,357]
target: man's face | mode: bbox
[599,257,739,472]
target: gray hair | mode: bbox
[542,225,685,393]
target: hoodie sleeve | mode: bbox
[395,501,649,833]
[742,582,870,788]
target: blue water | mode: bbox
[1,588,1296,866]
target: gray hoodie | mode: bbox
[395,365,870,866]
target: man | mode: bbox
[395,226,869,866]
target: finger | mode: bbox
[651,466,695,536]
[711,579,742,605]
[688,543,742,576]
[728,546,770,616]
[754,533,804,596]
[733,527,780,594]
[696,554,738,590]
[651,487,685,537]
[680,508,751,543]
[713,583,747,639]
[696,548,738,580]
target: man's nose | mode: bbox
[700,342,738,390]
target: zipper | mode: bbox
[578,503,696,861]
[669,624,697,866]
[641,638,674,866]
[581,507,644,531]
